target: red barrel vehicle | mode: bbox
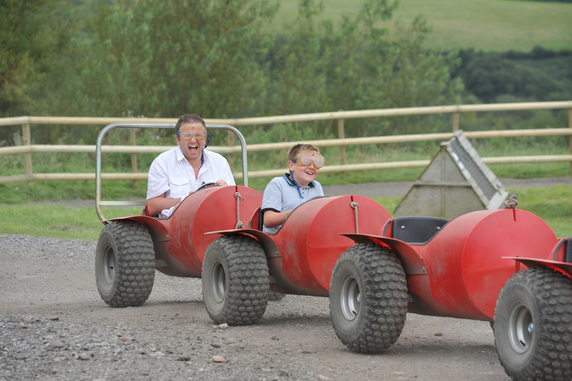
[94,123,262,307]
[329,197,572,381]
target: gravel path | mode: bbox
[2,178,570,380]
[0,237,508,381]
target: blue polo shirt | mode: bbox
[261,173,324,234]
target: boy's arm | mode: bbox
[261,178,290,228]
[263,210,291,228]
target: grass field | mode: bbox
[0,185,570,240]
[275,0,572,51]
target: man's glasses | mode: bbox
[176,128,207,141]
[292,152,325,169]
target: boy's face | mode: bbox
[288,151,324,187]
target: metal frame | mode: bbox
[95,123,248,221]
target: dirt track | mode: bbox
[1,240,511,380]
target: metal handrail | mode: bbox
[95,123,248,222]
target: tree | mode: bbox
[0,0,75,144]
[76,0,278,121]
[260,0,463,137]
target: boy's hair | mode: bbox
[287,144,320,162]
[175,113,206,133]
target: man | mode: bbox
[146,113,235,217]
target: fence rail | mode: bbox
[1,101,571,185]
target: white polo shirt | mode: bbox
[147,146,235,217]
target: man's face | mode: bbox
[176,123,207,162]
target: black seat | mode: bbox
[554,237,572,263]
[389,216,449,244]
[248,207,265,231]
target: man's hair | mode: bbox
[175,114,206,133]
[287,144,320,162]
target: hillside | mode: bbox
[276,0,572,51]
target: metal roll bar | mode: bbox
[95,123,248,221]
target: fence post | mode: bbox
[130,128,138,189]
[227,130,235,175]
[452,112,460,132]
[338,111,346,179]
[22,123,33,186]
[569,108,572,174]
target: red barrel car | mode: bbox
[331,198,572,381]
[94,123,261,307]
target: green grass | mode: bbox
[0,184,570,241]
[0,204,143,241]
[275,0,572,51]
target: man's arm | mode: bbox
[146,193,184,216]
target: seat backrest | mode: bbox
[248,207,264,231]
[391,216,449,244]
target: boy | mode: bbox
[261,144,325,234]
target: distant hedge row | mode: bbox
[454,48,572,103]
[525,0,572,3]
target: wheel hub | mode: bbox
[102,247,116,285]
[211,262,226,303]
[340,276,360,321]
[508,303,534,353]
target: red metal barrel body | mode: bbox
[408,209,557,320]
[269,195,392,296]
[140,186,262,277]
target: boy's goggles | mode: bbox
[176,127,207,141]
[292,152,325,169]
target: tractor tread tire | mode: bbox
[95,221,155,308]
[330,244,408,354]
[494,268,572,381]
[202,235,269,326]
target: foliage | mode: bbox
[524,0,572,2]
[77,0,278,119]
[455,48,572,103]
[0,0,77,145]
[1,0,464,144]
[259,1,463,137]
[0,0,570,204]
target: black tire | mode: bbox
[95,221,155,308]
[268,291,285,301]
[494,268,572,381]
[329,244,408,353]
[202,235,269,325]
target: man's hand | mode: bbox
[215,179,228,186]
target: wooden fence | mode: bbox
[1,101,572,185]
